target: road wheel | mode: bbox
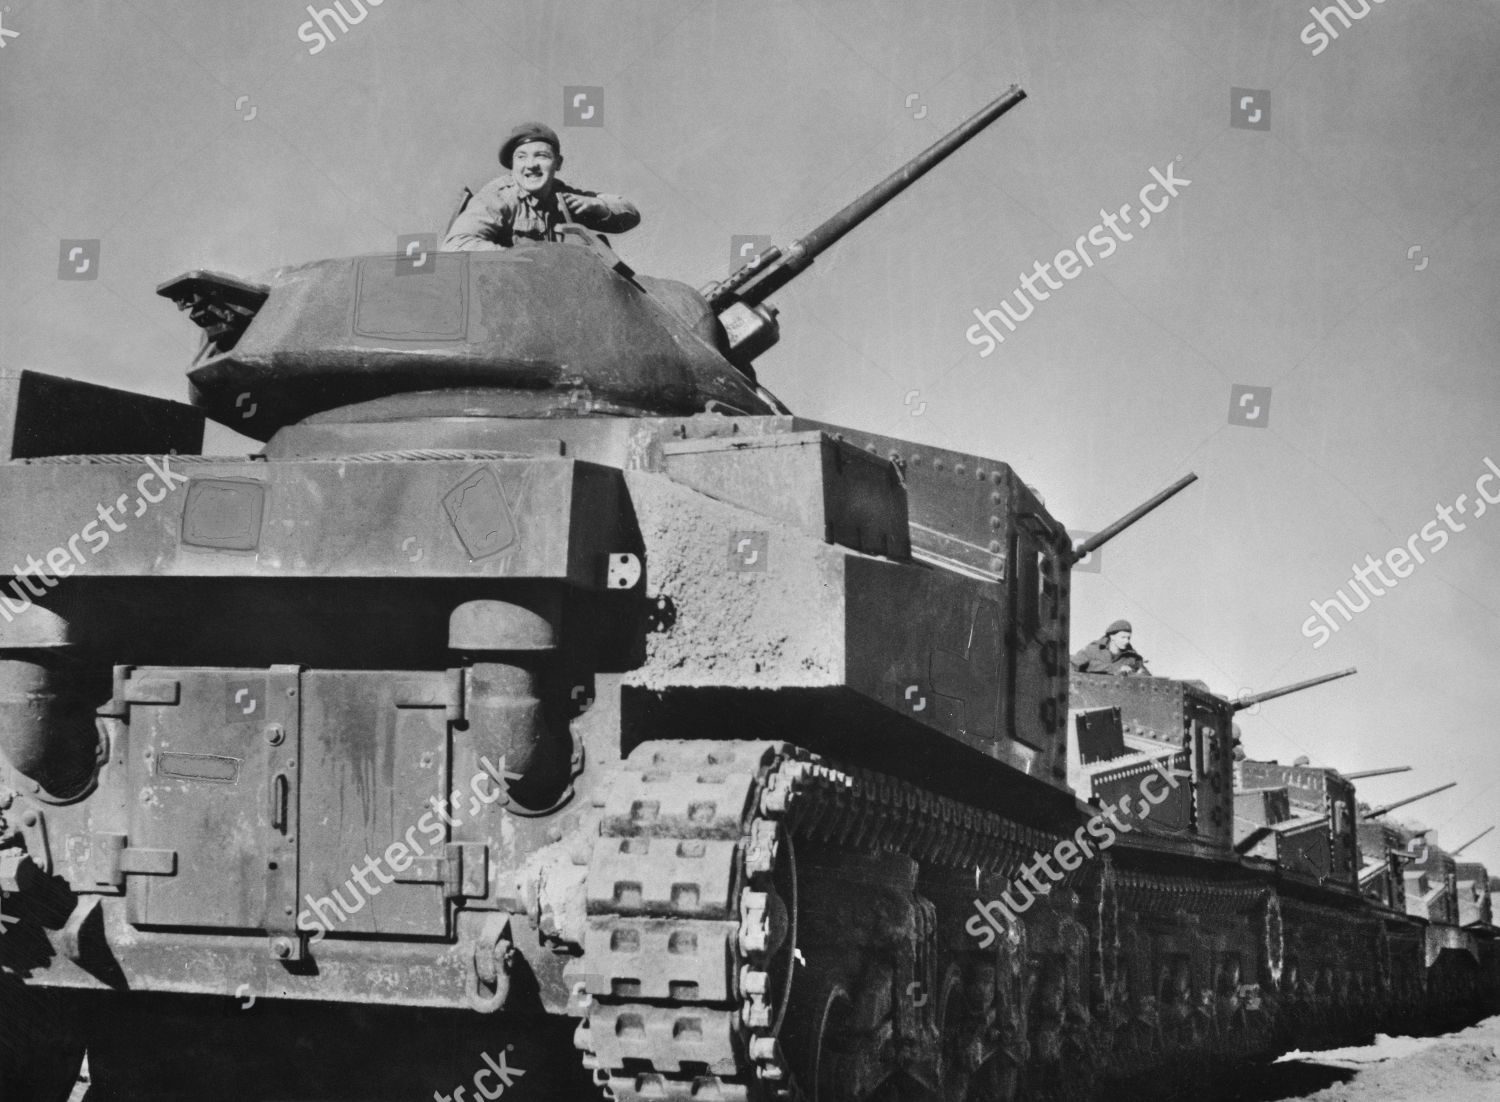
[785,973,859,1102]
[931,962,974,1101]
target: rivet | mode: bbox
[272,938,293,959]
[955,463,966,476]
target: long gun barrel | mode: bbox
[1342,766,1414,781]
[1362,781,1457,820]
[1453,826,1495,855]
[1067,472,1199,564]
[1232,667,1357,712]
[701,85,1028,358]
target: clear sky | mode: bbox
[2,1,1497,872]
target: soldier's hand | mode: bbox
[559,192,606,220]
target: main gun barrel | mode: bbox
[1232,667,1357,711]
[1452,826,1495,855]
[704,85,1028,313]
[1342,766,1413,781]
[1362,781,1457,820]
[1069,472,1199,563]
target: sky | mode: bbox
[1,1,1497,873]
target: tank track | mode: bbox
[569,740,1068,1101]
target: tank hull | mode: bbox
[2,383,1496,1100]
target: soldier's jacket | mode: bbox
[1070,639,1150,676]
[443,175,640,250]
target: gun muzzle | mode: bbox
[1452,826,1495,856]
[1342,766,1413,780]
[1068,473,1199,564]
[701,84,1029,337]
[1232,667,1357,711]
[1362,781,1457,820]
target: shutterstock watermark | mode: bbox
[966,159,1191,356]
[297,0,390,55]
[966,755,1187,948]
[1301,456,1500,648]
[1300,0,1392,56]
[432,1046,525,1101]
[0,457,188,623]
[296,756,522,942]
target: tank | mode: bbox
[3,85,1498,1102]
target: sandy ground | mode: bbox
[65,1016,1500,1100]
[1146,1015,1500,1102]
[1264,1017,1500,1102]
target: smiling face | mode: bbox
[512,140,560,195]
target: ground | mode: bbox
[1125,1015,1500,1102]
[1265,1016,1500,1102]
[66,1015,1500,1100]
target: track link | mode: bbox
[569,740,1068,1101]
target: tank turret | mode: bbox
[1355,785,1459,924]
[158,87,1027,444]
[1453,828,1496,928]
[1456,859,1494,928]
[1235,757,1362,888]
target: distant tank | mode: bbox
[2,84,1497,1102]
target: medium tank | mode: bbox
[3,83,1497,1102]
[1,88,1076,1101]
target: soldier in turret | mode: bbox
[1072,619,1151,676]
[443,122,640,250]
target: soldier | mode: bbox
[1071,619,1151,676]
[443,122,640,251]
